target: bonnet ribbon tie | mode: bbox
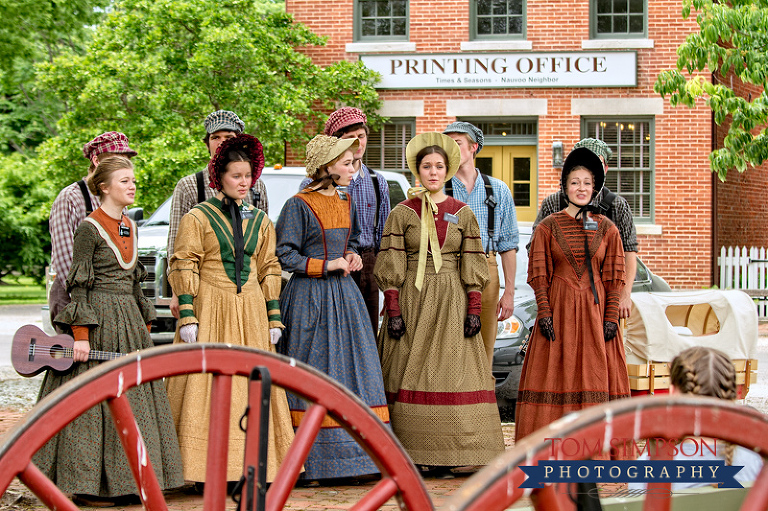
[407,186,442,291]
[575,205,600,304]
[223,195,245,293]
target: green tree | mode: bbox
[0,154,53,282]
[654,0,768,180]
[38,0,382,211]
[0,0,109,154]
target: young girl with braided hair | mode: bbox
[630,346,764,490]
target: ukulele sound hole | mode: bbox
[50,345,65,359]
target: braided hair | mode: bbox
[670,347,738,465]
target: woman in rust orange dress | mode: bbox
[515,147,630,441]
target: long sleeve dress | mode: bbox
[373,196,505,467]
[166,198,295,482]
[515,210,630,441]
[276,190,390,480]
[35,209,184,497]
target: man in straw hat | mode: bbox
[443,121,520,371]
[48,131,138,330]
[530,137,638,319]
[167,110,269,319]
[301,107,391,336]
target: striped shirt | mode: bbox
[167,169,268,258]
[447,170,519,253]
[49,180,102,279]
[529,188,638,253]
[300,163,390,249]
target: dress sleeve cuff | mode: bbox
[54,302,99,330]
[467,291,482,316]
[383,289,401,317]
[71,325,90,342]
[305,258,326,278]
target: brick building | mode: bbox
[285,0,767,289]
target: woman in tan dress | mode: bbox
[166,134,294,484]
[374,133,505,478]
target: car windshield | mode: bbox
[260,174,307,223]
[143,198,171,226]
[499,231,531,291]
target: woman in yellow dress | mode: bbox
[166,134,294,484]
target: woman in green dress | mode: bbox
[36,156,184,507]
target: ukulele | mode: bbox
[12,324,123,377]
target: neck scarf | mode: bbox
[222,195,245,293]
[407,186,443,291]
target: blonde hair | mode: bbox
[88,156,134,197]
[670,346,738,464]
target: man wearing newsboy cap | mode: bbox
[530,137,638,319]
[166,110,269,319]
[48,132,138,330]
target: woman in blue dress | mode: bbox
[276,134,389,481]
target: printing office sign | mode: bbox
[360,51,637,89]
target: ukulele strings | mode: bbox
[28,345,120,359]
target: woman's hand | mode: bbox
[344,253,363,272]
[387,316,406,339]
[603,321,618,342]
[464,314,481,337]
[538,317,556,341]
[327,257,351,276]
[73,340,90,362]
[180,324,198,343]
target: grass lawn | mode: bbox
[0,276,46,305]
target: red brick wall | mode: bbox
[714,71,768,272]
[286,0,720,288]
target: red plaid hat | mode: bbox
[82,132,137,160]
[324,107,367,136]
[208,134,265,191]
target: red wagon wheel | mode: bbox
[440,395,768,511]
[0,343,432,511]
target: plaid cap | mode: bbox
[324,107,367,136]
[82,132,137,160]
[208,134,265,191]
[204,110,245,134]
[573,138,613,163]
[443,121,484,155]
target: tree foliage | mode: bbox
[38,0,382,210]
[655,0,768,180]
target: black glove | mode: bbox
[388,315,406,340]
[538,317,555,341]
[464,314,481,337]
[603,321,618,342]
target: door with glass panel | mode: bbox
[475,146,538,222]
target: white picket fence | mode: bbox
[718,246,768,319]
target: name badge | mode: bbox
[584,213,598,231]
[119,223,130,237]
[443,212,459,224]
[240,206,255,220]
[338,190,348,201]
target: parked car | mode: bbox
[492,225,672,421]
[133,166,412,343]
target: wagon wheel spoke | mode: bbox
[107,393,167,510]
[18,462,78,511]
[266,403,326,511]
[203,374,233,510]
[349,478,399,511]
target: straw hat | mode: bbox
[305,135,360,177]
[405,132,461,182]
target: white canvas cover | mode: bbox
[624,290,758,364]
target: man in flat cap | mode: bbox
[167,110,269,319]
[443,121,520,372]
[530,137,638,319]
[300,107,391,336]
[48,131,138,329]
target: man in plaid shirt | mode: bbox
[48,132,138,330]
[167,110,268,319]
[443,122,520,371]
[529,138,638,319]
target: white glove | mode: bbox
[269,328,282,345]
[180,324,198,343]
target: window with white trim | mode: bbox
[591,0,646,38]
[364,120,414,182]
[355,0,409,41]
[583,118,653,220]
[471,0,526,40]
